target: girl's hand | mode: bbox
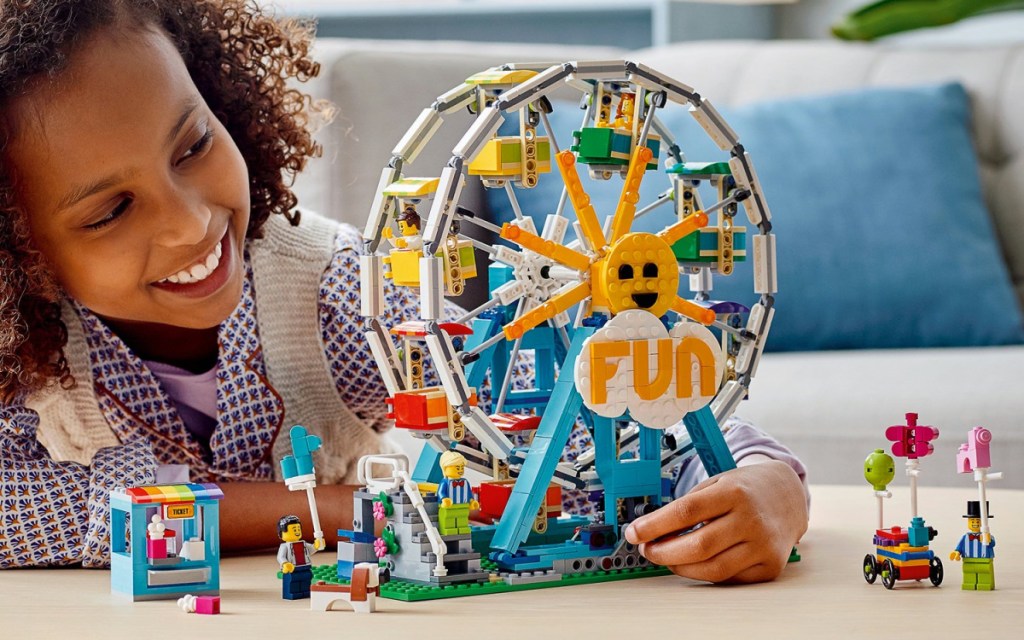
[624,459,808,583]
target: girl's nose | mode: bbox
[150,186,212,248]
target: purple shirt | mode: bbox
[672,416,810,503]
[143,360,218,451]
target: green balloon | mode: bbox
[864,449,895,491]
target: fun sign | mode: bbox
[575,310,723,429]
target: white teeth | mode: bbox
[159,240,223,285]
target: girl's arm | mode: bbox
[1,399,157,568]
[217,481,358,551]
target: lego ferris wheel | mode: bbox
[359,60,777,560]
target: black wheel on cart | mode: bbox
[929,556,944,586]
[881,559,898,590]
[863,554,878,584]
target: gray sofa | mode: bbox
[292,38,1024,488]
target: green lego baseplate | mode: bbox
[306,560,671,602]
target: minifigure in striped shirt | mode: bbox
[437,451,479,536]
[950,500,996,591]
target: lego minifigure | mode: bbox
[277,515,325,600]
[950,500,996,591]
[437,451,478,535]
[382,206,423,251]
[612,91,636,129]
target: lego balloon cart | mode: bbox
[863,525,944,590]
[862,414,943,590]
[285,58,782,600]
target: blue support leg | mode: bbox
[681,406,737,477]
[490,326,596,556]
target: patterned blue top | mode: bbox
[1,223,436,568]
[955,532,996,559]
[437,477,474,506]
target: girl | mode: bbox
[0,0,808,582]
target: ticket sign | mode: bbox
[576,310,723,429]
[162,502,196,520]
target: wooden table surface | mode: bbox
[2,485,1021,639]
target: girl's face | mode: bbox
[7,27,251,331]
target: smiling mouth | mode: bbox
[632,293,658,309]
[156,232,227,285]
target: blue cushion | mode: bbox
[485,82,1024,351]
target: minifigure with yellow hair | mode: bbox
[437,451,478,535]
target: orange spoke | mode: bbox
[609,145,654,243]
[658,210,708,246]
[501,222,591,272]
[503,282,591,340]
[671,296,716,326]
[556,150,606,252]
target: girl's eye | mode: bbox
[85,197,132,230]
[178,127,214,165]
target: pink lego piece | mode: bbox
[956,426,992,473]
[195,596,220,615]
[885,412,939,460]
[146,538,168,559]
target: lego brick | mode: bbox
[423,163,464,250]
[494,63,571,111]
[710,379,745,424]
[195,595,220,615]
[672,227,748,264]
[147,567,210,587]
[689,99,738,151]
[360,255,385,317]
[728,152,772,226]
[500,569,563,585]
[625,61,697,105]
[453,106,504,162]
[310,563,671,602]
[365,166,400,252]
[752,233,777,294]
[465,68,538,86]
[468,137,552,177]
[433,82,477,114]
[392,108,443,164]
[570,60,627,80]
[571,128,660,168]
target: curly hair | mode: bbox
[0,0,332,399]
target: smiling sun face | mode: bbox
[498,146,716,341]
[593,232,678,317]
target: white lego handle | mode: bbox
[305,486,324,548]
[357,454,411,491]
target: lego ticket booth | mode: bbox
[110,483,224,601]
